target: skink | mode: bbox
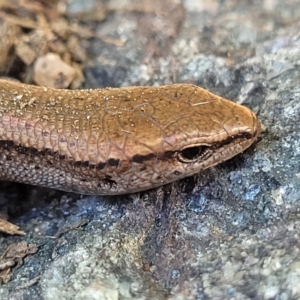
[0,80,260,195]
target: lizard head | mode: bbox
[90,84,261,194]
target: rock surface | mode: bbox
[1,0,300,299]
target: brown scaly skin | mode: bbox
[0,80,260,195]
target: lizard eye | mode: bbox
[177,145,211,163]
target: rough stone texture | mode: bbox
[1,0,300,299]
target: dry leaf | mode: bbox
[0,219,25,235]
[0,241,38,283]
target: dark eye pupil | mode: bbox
[178,145,210,163]
[181,146,203,160]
